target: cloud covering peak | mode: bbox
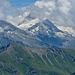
[34,0,74,26]
[35,0,72,15]
[0,0,75,27]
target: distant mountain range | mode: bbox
[0,20,52,49]
[0,19,75,49]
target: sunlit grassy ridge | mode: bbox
[0,44,75,75]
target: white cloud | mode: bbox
[34,0,74,26]
[0,0,75,27]
[58,0,72,15]
[35,0,72,15]
[0,27,4,32]
[0,0,11,19]
[35,1,55,12]
[45,12,50,15]
[0,10,5,19]
[0,0,21,20]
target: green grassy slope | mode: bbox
[0,44,75,75]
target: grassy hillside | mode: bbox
[0,44,75,75]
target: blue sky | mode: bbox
[9,0,37,7]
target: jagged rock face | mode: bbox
[0,19,75,48]
[0,20,47,48]
[26,19,64,46]
[26,19,75,48]
[0,20,25,48]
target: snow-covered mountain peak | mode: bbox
[17,18,39,30]
[0,20,50,48]
[7,12,30,25]
[27,19,62,36]
[57,26,75,37]
[42,19,61,32]
[0,19,75,48]
[7,12,40,31]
